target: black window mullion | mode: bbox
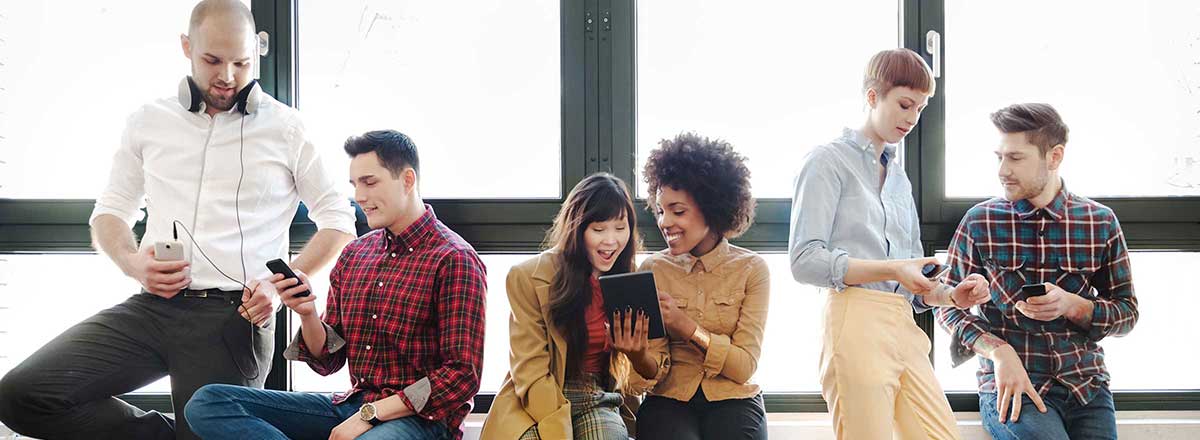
[562,0,591,197]
[908,0,943,360]
[604,0,636,187]
[252,0,293,393]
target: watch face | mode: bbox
[359,403,376,421]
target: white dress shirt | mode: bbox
[91,88,356,291]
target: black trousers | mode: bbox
[637,388,767,440]
[0,292,273,440]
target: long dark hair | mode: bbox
[545,173,640,380]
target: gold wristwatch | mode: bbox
[358,402,382,426]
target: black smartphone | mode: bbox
[921,263,949,280]
[1021,283,1046,298]
[266,258,310,298]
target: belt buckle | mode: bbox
[184,290,210,298]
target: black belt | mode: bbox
[180,288,243,302]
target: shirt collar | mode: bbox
[381,204,438,252]
[664,238,732,274]
[1013,179,1070,221]
[842,127,898,164]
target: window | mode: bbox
[635,0,900,198]
[943,0,1200,198]
[289,253,531,394]
[295,0,562,199]
[934,252,1200,392]
[0,254,171,393]
[0,1,248,199]
[755,253,825,392]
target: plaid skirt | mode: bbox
[520,375,627,440]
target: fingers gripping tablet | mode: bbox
[598,271,667,340]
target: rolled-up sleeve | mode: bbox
[702,256,769,384]
[398,249,487,423]
[1082,218,1138,341]
[288,116,356,236]
[283,259,349,375]
[788,149,849,290]
[935,214,998,366]
[91,110,147,228]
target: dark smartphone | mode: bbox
[266,258,309,297]
[921,263,949,280]
[1021,283,1047,298]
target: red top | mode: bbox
[583,276,611,374]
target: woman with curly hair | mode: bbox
[481,173,667,440]
[788,48,988,439]
[634,132,769,440]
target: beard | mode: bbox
[201,87,238,112]
[1004,165,1051,202]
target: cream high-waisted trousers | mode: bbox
[820,287,962,440]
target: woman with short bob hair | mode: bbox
[788,48,989,439]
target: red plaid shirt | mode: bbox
[936,184,1138,404]
[286,205,486,439]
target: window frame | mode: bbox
[2,0,1198,416]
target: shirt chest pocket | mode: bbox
[984,256,1027,306]
[1055,256,1102,296]
[706,290,747,332]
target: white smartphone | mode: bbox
[154,241,185,261]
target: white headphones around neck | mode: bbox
[177,77,261,114]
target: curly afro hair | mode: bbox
[643,132,756,238]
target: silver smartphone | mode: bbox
[154,241,185,261]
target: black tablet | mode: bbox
[598,271,667,340]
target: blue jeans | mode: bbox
[979,383,1116,440]
[184,384,449,440]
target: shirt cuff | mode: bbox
[282,321,346,361]
[313,209,357,237]
[949,333,976,367]
[909,292,934,314]
[402,377,432,415]
[701,332,732,378]
[89,205,142,229]
[829,248,850,291]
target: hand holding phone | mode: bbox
[921,263,949,281]
[266,258,310,297]
[1021,283,1047,298]
[154,241,185,261]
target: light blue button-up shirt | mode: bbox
[788,127,929,312]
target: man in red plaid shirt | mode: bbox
[937,104,1138,440]
[186,129,487,440]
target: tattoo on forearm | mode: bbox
[973,333,1007,358]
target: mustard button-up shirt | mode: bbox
[638,239,770,402]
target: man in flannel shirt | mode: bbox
[186,129,487,440]
[936,103,1138,440]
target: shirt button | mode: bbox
[408,247,414,252]
[391,253,397,258]
[372,314,378,319]
[365,345,372,351]
[377,281,384,287]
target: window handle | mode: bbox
[926,30,942,78]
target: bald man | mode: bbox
[0,1,356,439]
